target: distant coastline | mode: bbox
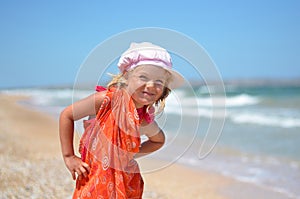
[187,77,300,87]
[223,77,300,86]
[1,77,300,90]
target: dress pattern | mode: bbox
[74,87,144,199]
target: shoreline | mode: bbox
[0,93,291,199]
[1,77,299,91]
[0,93,230,198]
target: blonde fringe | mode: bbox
[107,73,127,89]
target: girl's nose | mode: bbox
[145,81,155,87]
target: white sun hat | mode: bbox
[118,42,185,89]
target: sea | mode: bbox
[1,82,300,198]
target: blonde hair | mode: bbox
[107,73,127,89]
[106,71,171,115]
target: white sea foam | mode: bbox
[230,112,300,128]
[167,93,259,108]
[175,154,300,199]
[1,88,93,106]
[2,88,258,109]
[164,92,259,118]
[225,94,260,107]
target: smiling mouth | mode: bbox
[142,91,154,96]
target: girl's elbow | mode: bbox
[160,132,166,145]
[59,106,73,122]
[155,130,166,148]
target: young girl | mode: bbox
[59,42,184,198]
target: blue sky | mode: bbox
[1,0,300,88]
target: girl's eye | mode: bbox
[155,80,164,86]
[139,75,148,81]
[156,80,164,84]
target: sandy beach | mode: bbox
[0,94,232,199]
[0,94,74,198]
[0,93,291,199]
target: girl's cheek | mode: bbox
[136,81,146,88]
[129,81,145,93]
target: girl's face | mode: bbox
[126,65,170,108]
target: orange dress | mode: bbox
[73,87,144,199]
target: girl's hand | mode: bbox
[64,155,90,180]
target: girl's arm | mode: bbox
[59,91,105,180]
[135,121,165,158]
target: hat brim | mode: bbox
[165,69,185,89]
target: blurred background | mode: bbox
[1,1,299,198]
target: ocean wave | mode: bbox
[225,94,260,107]
[166,93,259,108]
[230,112,300,128]
[2,88,259,109]
[175,153,300,199]
[5,88,299,129]
[1,88,94,106]
[176,153,300,198]
[164,93,258,118]
[164,106,228,119]
[165,103,300,128]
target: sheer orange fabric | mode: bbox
[74,87,144,199]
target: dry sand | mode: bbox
[0,94,232,199]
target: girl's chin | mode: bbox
[133,99,155,108]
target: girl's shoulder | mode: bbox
[94,86,108,109]
[95,85,107,92]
